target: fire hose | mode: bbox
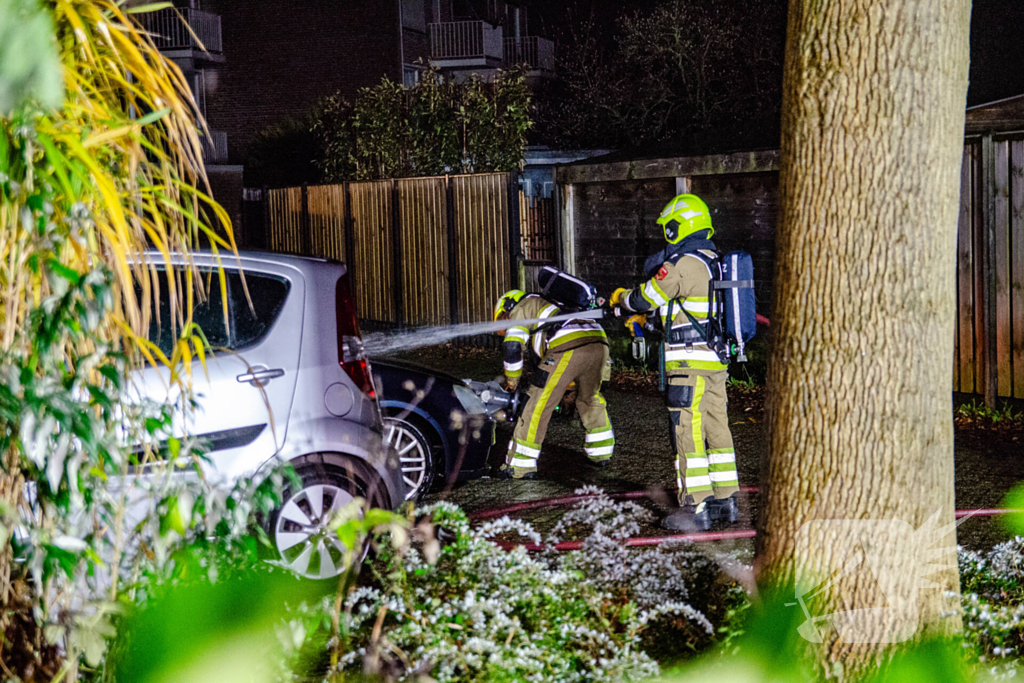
[468,489,1017,552]
[466,311,1014,552]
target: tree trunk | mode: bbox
[757,0,970,675]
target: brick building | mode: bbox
[139,0,553,237]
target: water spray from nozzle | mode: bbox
[362,309,606,357]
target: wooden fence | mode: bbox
[954,134,1024,401]
[519,194,557,292]
[265,172,545,329]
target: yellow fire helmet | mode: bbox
[494,289,527,322]
[656,194,714,244]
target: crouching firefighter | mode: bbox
[611,194,740,531]
[493,288,613,479]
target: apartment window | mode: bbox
[403,66,422,88]
[402,0,426,31]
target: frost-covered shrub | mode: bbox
[547,487,746,608]
[310,490,726,683]
[983,537,1024,592]
[958,540,1024,678]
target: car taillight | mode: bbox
[336,274,375,398]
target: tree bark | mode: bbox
[757,0,970,675]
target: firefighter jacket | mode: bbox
[621,250,727,372]
[502,294,608,380]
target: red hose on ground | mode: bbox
[494,529,758,552]
[469,487,758,521]
[473,490,1017,551]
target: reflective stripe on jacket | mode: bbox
[623,250,726,371]
[503,295,607,379]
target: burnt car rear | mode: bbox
[372,358,496,499]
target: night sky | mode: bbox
[968,0,1024,105]
[523,0,1024,107]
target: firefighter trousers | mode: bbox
[666,369,739,505]
[507,343,613,476]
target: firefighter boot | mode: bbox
[496,465,538,481]
[708,493,739,524]
[663,496,713,532]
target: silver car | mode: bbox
[132,251,404,579]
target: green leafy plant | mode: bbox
[350,78,407,180]
[312,66,532,182]
[407,67,461,176]
[726,376,759,392]
[955,399,1023,426]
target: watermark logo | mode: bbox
[788,509,967,644]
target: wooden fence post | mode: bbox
[261,185,270,251]
[344,181,356,294]
[553,183,564,271]
[560,183,577,276]
[982,133,998,408]
[507,171,523,289]
[446,175,459,325]
[300,182,311,256]
[391,179,404,328]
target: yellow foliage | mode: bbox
[0,0,236,377]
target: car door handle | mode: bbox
[236,368,285,387]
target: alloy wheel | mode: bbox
[383,418,430,500]
[274,483,356,580]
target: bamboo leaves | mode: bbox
[0,1,237,673]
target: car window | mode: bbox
[140,269,290,356]
[230,271,290,349]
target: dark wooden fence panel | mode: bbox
[519,192,557,299]
[953,135,1024,399]
[520,194,556,262]
[996,140,1012,397]
[1012,142,1024,397]
[955,144,977,393]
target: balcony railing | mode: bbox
[138,8,222,54]
[504,36,554,71]
[429,21,504,62]
[200,130,228,164]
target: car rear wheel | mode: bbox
[271,461,378,580]
[383,417,435,500]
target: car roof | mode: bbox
[140,249,346,276]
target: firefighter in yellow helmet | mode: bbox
[493,289,613,479]
[611,194,739,530]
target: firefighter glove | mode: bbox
[625,314,647,335]
[505,376,519,392]
[610,288,629,306]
